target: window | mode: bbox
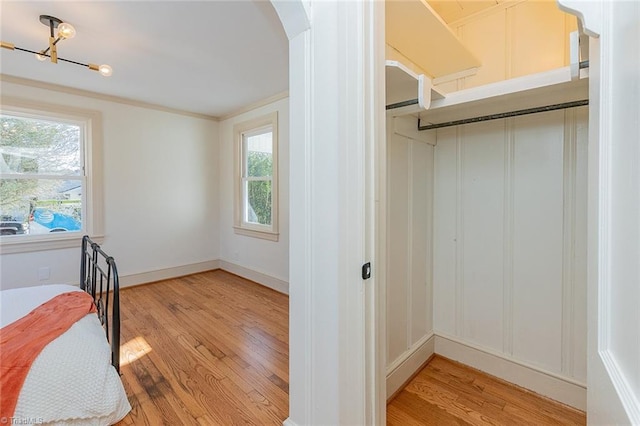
[0,98,103,253]
[234,112,278,241]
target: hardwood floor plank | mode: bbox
[115,270,289,425]
[157,277,289,378]
[387,404,429,426]
[410,367,507,409]
[388,355,586,426]
[429,357,584,423]
[220,354,289,411]
[391,391,475,426]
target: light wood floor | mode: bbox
[387,355,586,426]
[114,271,585,425]
[115,270,289,425]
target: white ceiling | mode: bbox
[0,1,289,118]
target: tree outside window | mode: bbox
[244,130,273,226]
[234,112,279,241]
[0,99,102,253]
[1,114,83,236]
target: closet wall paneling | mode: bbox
[433,107,588,388]
[461,121,506,351]
[511,111,565,373]
[385,119,435,396]
[436,0,577,93]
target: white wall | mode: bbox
[0,80,219,289]
[385,117,435,396]
[433,107,588,391]
[217,98,289,292]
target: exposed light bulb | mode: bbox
[35,51,47,61]
[98,64,112,77]
[57,22,76,39]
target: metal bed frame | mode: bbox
[80,235,121,373]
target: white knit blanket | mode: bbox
[1,285,131,425]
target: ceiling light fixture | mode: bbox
[0,15,112,77]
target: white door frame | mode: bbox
[271,1,386,425]
[558,1,640,424]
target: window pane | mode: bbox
[0,115,81,175]
[246,131,272,178]
[245,180,272,226]
[0,178,82,235]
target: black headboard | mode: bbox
[80,235,121,373]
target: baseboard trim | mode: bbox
[282,418,298,426]
[118,259,289,295]
[386,333,435,399]
[218,260,289,295]
[119,260,220,288]
[434,333,587,410]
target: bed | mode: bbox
[0,236,130,425]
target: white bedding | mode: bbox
[0,285,131,425]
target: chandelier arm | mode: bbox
[48,36,57,63]
[15,46,40,55]
[14,46,89,67]
[57,57,89,67]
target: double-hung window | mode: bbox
[234,112,278,241]
[0,98,103,253]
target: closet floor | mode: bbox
[387,355,586,426]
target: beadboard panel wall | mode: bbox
[433,107,588,384]
[386,120,435,381]
[436,1,578,93]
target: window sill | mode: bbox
[233,226,279,242]
[0,234,104,254]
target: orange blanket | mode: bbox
[0,291,97,418]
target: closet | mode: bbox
[384,0,588,410]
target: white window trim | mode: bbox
[0,97,104,254]
[233,111,279,241]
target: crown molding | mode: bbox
[0,74,219,121]
[220,90,289,121]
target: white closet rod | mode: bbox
[417,99,589,131]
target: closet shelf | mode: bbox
[386,0,480,79]
[386,63,588,123]
[417,66,589,127]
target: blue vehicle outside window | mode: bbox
[33,208,81,232]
